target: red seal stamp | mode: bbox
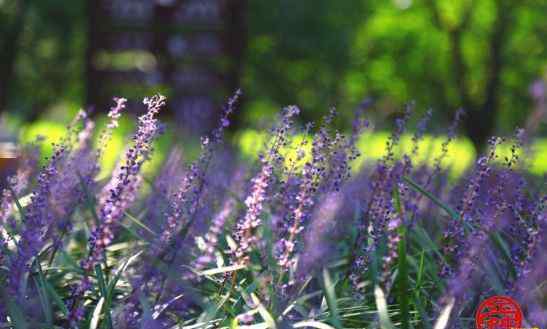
[475,295,523,329]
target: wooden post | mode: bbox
[0,142,18,189]
[85,0,246,133]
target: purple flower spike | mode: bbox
[86,95,165,270]
[194,199,236,271]
[8,144,67,295]
[234,162,273,265]
[69,95,165,323]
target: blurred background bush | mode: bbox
[0,0,546,160]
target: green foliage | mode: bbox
[238,129,547,176]
[244,0,547,135]
[3,0,545,140]
[19,115,175,179]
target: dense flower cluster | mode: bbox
[86,95,164,271]
[8,144,67,293]
[234,162,274,266]
[0,92,544,329]
[68,95,165,322]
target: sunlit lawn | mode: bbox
[20,119,547,180]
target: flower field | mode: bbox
[0,92,544,329]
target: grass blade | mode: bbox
[433,297,454,329]
[95,265,108,297]
[43,279,69,316]
[107,251,143,296]
[33,266,53,325]
[5,296,29,329]
[90,297,105,329]
[7,186,26,222]
[413,293,432,329]
[293,321,336,329]
[124,211,157,236]
[393,185,409,329]
[152,294,184,320]
[321,268,342,329]
[250,293,277,329]
[94,265,112,329]
[77,172,100,225]
[396,226,409,329]
[374,285,395,329]
[200,264,246,276]
[402,176,459,220]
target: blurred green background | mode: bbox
[0,0,546,173]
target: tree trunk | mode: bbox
[0,0,29,114]
[464,0,511,152]
[84,0,102,113]
[222,0,247,130]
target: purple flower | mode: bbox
[154,90,242,254]
[97,97,127,158]
[143,148,185,237]
[386,102,414,164]
[380,213,402,290]
[8,144,67,295]
[431,109,465,181]
[234,162,273,265]
[403,109,432,175]
[0,141,40,230]
[298,192,343,274]
[275,107,367,273]
[107,97,126,129]
[69,95,165,323]
[5,109,96,297]
[276,162,314,270]
[85,95,165,270]
[194,198,236,271]
[232,105,303,266]
[120,91,241,325]
[441,136,502,276]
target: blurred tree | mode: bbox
[1,0,545,149]
[425,0,522,150]
[85,0,246,135]
[243,0,369,126]
[0,0,85,120]
[0,0,28,114]
[85,0,159,113]
[243,0,547,150]
[151,0,247,133]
